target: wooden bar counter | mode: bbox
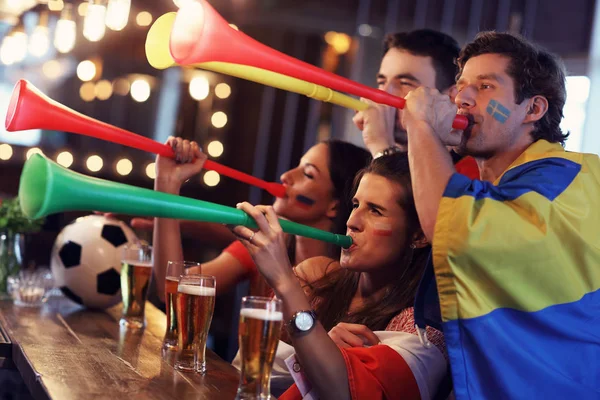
[0,295,240,400]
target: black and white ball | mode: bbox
[50,215,139,309]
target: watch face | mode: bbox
[295,312,314,331]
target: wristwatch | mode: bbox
[287,310,317,336]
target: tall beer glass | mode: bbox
[175,274,216,373]
[120,242,153,329]
[236,296,283,400]
[162,261,201,352]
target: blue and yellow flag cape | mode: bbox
[431,139,600,399]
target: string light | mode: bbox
[10,25,28,63]
[207,140,224,157]
[29,11,50,57]
[95,80,113,100]
[86,155,103,172]
[48,0,65,12]
[203,171,220,187]
[26,148,43,160]
[43,60,62,79]
[77,60,96,81]
[0,144,13,160]
[57,151,74,168]
[215,83,231,99]
[135,11,152,27]
[189,76,209,101]
[130,79,151,102]
[83,0,107,42]
[54,3,76,54]
[145,162,156,179]
[211,111,228,128]
[80,82,96,102]
[106,0,130,31]
[116,158,132,175]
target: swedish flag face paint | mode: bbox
[486,99,511,123]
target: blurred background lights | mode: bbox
[113,78,130,96]
[54,4,76,54]
[189,76,209,101]
[26,148,43,160]
[324,31,351,54]
[116,158,133,176]
[95,79,113,100]
[83,1,107,42]
[130,79,150,102]
[203,170,220,187]
[145,162,156,179]
[56,151,74,168]
[136,11,152,27]
[0,144,13,160]
[42,60,62,79]
[77,60,96,81]
[79,82,96,102]
[29,12,50,57]
[214,83,231,99]
[86,155,103,172]
[211,111,227,128]
[207,140,224,157]
[77,2,88,17]
[48,0,65,12]
[105,0,131,31]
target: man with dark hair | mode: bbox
[403,31,600,399]
[354,29,478,178]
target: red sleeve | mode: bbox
[455,156,479,179]
[222,240,257,275]
[279,345,420,400]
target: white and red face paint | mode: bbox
[372,222,393,237]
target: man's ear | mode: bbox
[326,199,339,220]
[445,85,459,103]
[411,230,429,249]
[523,95,548,124]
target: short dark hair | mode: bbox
[457,31,569,145]
[383,29,460,92]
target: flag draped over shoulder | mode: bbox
[432,140,600,399]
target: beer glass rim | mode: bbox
[121,241,152,262]
[178,274,216,285]
[241,296,282,307]
[167,260,202,268]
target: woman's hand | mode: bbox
[328,323,380,348]
[232,202,295,294]
[155,136,207,194]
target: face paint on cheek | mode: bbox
[295,194,316,210]
[486,99,510,123]
[372,222,393,237]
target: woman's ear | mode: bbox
[326,199,339,220]
[411,230,429,249]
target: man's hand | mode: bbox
[353,98,397,156]
[402,87,463,146]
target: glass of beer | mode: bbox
[235,296,283,400]
[162,261,202,353]
[175,274,216,374]
[119,242,153,329]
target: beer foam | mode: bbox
[122,260,153,268]
[166,276,179,282]
[240,308,283,321]
[177,284,216,296]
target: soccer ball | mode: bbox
[50,215,139,309]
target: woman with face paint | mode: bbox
[151,137,371,302]
[233,153,447,400]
